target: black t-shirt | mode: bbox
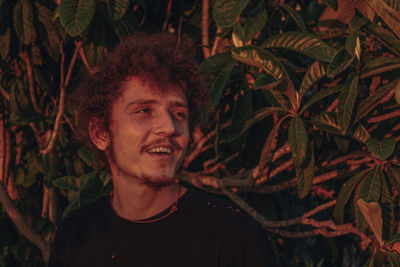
[49,188,275,267]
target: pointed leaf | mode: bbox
[58,0,96,37]
[313,112,342,134]
[211,61,235,106]
[333,169,370,224]
[296,144,314,198]
[327,48,354,78]
[358,166,382,202]
[262,32,337,62]
[107,0,129,21]
[338,74,358,133]
[213,0,249,28]
[299,60,328,98]
[279,4,307,32]
[349,123,371,143]
[355,79,400,121]
[360,57,400,79]
[231,75,252,125]
[387,166,400,194]
[78,145,100,169]
[322,0,338,10]
[198,53,235,75]
[244,1,266,41]
[300,85,343,114]
[14,0,35,45]
[289,114,308,167]
[366,137,396,160]
[355,0,400,40]
[232,46,289,81]
[365,23,400,55]
[0,28,10,60]
[223,107,287,142]
[53,176,80,192]
[79,172,104,206]
[357,199,383,246]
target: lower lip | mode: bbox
[146,152,174,160]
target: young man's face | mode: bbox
[94,76,190,187]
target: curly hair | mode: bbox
[70,32,207,168]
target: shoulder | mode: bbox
[181,188,259,231]
[53,197,110,245]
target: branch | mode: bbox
[201,0,211,59]
[77,43,96,75]
[40,42,81,154]
[162,0,173,31]
[211,27,223,56]
[0,84,9,101]
[0,183,50,260]
[20,52,41,113]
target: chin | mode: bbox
[141,174,175,189]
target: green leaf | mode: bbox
[13,0,35,45]
[359,167,382,202]
[312,112,342,134]
[349,123,371,144]
[333,169,370,224]
[107,0,129,21]
[299,60,328,98]
[78,145,99,169]
[322,0,338,10]
[355,78,400,121]
[31,43,42,65]
[387,166,400,194]
[327,48,354,78]
[296,144,314,198]
[360,57,400,78]
[278,4,307,32]
[262,88,292,109]
[289,114,308,167]
[345,31,358,56]
[262,32,337,62]
[213,0,249,28]
[211,61,235,106]
[334,135,349,153]
[232,46,289,81]
[58,0,96,37]
[231,75,252,125]
[0,28,10,60]
[79,171,104,206]
[366,23,400,55]
[366,137,396,160]
[337,74,358,133]
[350,16,369,30]
[223,107,287,142]
[300,85,343,114]
[244,1,266,41]
[198,53,235,75]
[53,176,80,192]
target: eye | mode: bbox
[173,110,188,120]
[135,108,151,114]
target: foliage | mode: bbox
[1,0,400,266]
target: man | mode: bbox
[49,33,275,267]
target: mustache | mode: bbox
[140,139,182,153]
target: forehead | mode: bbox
[117,75,188,105]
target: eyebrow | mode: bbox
[125,100,188,111]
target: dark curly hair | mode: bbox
[70,32,206,168]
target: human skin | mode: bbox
[89,75,190,221]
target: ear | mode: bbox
[89,118,110,151]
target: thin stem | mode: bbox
[0,84,9,101]
[162,0,173,31]
[20,53,41,113]
[211,27,223,56]
[40,43,81,154]
[201,0,211,59]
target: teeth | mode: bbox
[149,147,172,153]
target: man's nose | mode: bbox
[154,111,177,136]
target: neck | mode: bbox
[111,176,186,221]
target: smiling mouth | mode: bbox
[147,146,174,155]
